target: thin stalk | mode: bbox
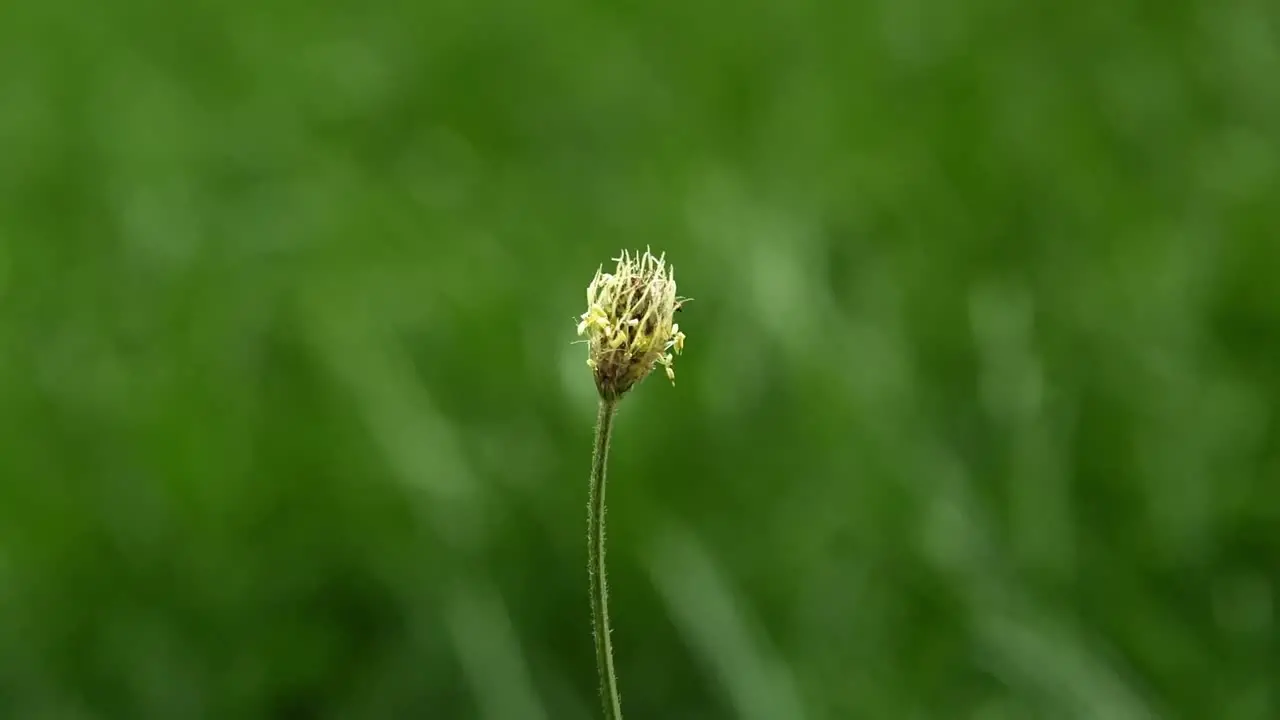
[588,397,624,719]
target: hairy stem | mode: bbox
[588,398,624,719]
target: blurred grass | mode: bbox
[1,0,1278,717]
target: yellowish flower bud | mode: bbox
[576,248,688,401]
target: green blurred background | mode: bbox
[1,0,1278,717]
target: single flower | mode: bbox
[574,249,690,720]
[576,249,688,401]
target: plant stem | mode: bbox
[588,397,624,720]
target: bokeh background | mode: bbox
[1,0,1278,717]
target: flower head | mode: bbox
[576,248,688,401]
